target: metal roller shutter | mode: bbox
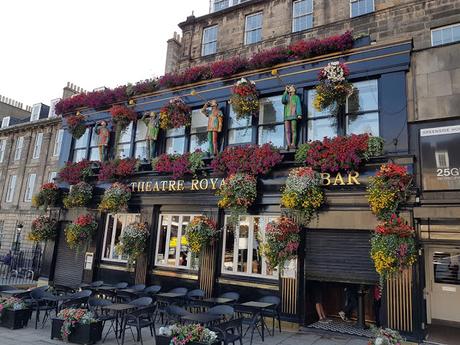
[305,230,379,284]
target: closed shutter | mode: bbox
[305,230,378,284]
[54,225,85,287]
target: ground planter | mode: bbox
[0,309,32,329]
[51,318,103,345]
[156,335,219,345]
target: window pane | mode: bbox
[190,133,209,153]
[433,252,460,286]
[104,215,114,259]
[179,216,190,267]
[74,128,89,149]
[113,216,123,260]
[453,25,460,42]
[351,1,359,17]
[166,136,185,154]
[432,29,442,46]
[156,215,169,265]
[168,216,179,266]
[135,141,148,160]
[308,90,334,118]
[223,222,235,272]
[229,128,252,145]
[259,96,283,124]
[166,127,185,137]
[252,217,262,274]
[237,216,249,273]
[347,112,379,136]
[89,148,99,161]
[347,80,378,113]
[119,122,133,143]
[308,118,337,141]
[117,144,131,159]
[191,109,208,134]
[258,124,284,147]
[136,121,147,140]
[73,149,87,162]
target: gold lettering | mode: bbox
[160,181,168,191]
[321,173,331,186]
[168,180,177,191]
[199,179,209,190]
[177,180,185,191]
[153,182,160,192]
[191,179,199,191]
[138,182,145,192]
[219,179,226,189]
[130,182,137,191]
[347,171,360,185]
[145,182,152,192]
[333,172,345,186]
[210,178,218,190]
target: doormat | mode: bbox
[307,319,374,338]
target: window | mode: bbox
[1,117,10,128]
[245,12,263,45]
[14,137,24,161]
[258,95,284,148]
[48,171,57,183]
[32,132,43,159]
[222,215,279,279]
[433,251,460,286]
[350,0,374,17]
[48,98,61,118]
[102,213,140,262]
[0,139,6,163]
[30,103,41,121]
[228,107,253,145]
[117,122,133,159]
[155,214,200,270]
[73,128,89,162]
[134,121,148,161]
[293,0,313,32]
[0,221,3,249]
[53,129,64,157]
[307,79,379,140]
[165,127,186,154]
[88,128,100,161]
[5,175,17,203]
[24,173,36,202]
[202,25,218,56]
[213,0,229,11]
[431,23,460,46]
[190,109,209,153]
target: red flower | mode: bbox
[110,105,137,123]
[41,182,58,191]
[58,160,93,185]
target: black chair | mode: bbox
[129,297,152,307]
[211,318,244,345]
[257,295,281,334]
[117,290,139,303]
[53,284,76,296]
[30,288,57,329]
[219,292,240,302]
[168,287,188,295]
[88,298,118,343]
[121,306,156,345]
[91,281,104,287]
[207,305,234,320]
[187,289,205,312]
[164,305,191,324]
[142,285,161,298]
[114,282,129,289]
[129,284,146,292]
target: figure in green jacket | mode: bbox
[141,111,160,160]
[282,85,302,150]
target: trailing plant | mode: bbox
[57,308,96,342]
[216,173,257,224]
[159,97,191,130]
[28,216,57,242]
[63,182,93,209]
[185,216,218,254]
[364,136,385,160]
[159,324,218,345]
[210,57,248,78]
[65,213,98,250]
[249,47,288,69]
[58,160,93,185]
[229,78,259,121]
[110,105,137,131]
[98,182,132,213]
[280,167,325,225]
[152,150,205,179]
[262,217,300,270]
[294,143,310,164]
[126,78,158,97]
[211,144,282,176]
[115,222,149,265]
[98,158,139,182]
[368,326,404,345]
[0,297,27,316]
[32,182,59,210]
[65,112,87,139]
[367,163,412,220]
[314,61,353,115]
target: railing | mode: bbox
[0,247,43,286]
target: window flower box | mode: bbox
[0,308,32,330]
[51,318,103,345]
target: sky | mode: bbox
[0,0,209,108]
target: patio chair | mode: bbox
[114,282,129,289]
[117,290,139,303]
[30,288,57,329]
[129,297,153,308]
[121,305,156,345]
[211,318,244,345]
[257,295,281,334]
[219,292,240,302]
[88,297,117,343]
[207,305,235,320]
[53,284,76,296]
[129,284,146,292]
[164,305,191,324]
[187,289,205,312]
[141,285,161,298]
[168,287,188,295]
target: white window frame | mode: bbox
[350,0,374,18]
[32,132,43,159]
[48,98,61,118]
[431,23,460,46]
[1,117,10,128]
[53,129,64,157]
[212,0,229,12]
[30,103,41,121]
[435,151,450,168]
[48,171,57,183]
[0,139,6,163]
[14,137,24,161]
[24,173,36,202]
[244,12,263,45]
[6,175,17,203]
[102,213,141,263]
[221,215,279,280]
[155,214,200,270]
[202,25,218,56]
[292,0,313,33]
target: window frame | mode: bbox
[257,94,286,147]
[6,175,17,203]
[350,0,375,18]
[134,120,149,161]
[102,213,141,263]
[189,108,211,153]
[292,0,313,33]
[244,12,263,45]
[48,171,57,183]
[48,98,61,118]
[30,104,41,121]
[165,127,187,155]
[431,23,460,46]
[24,173,36,202]
[227,106,254,146]
[14,137,24,161]
[116,122,134,159]
[202,25,219,57]
[32,132,43,159]
[72,128,90,162]
[0,139,6,163]
[1,117,10,128]
[53,129,64,157]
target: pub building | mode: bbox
[45,37,424,340]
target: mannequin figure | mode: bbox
[141,111,160,159]
[93,120,110,161]
[282,85,302,150]
[200,100,223,156]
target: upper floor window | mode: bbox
[245,12,263,45]
[48,98,61,118]
[0,139,6,163]
[30,103,41,121]
[117,122,133,159]
[165,127,186,155]
[102,213,140,262]
[202,25,218,56]
[48,171,57,183]
[14,137,24,161]
[222,215,279,279]
[24,173,36,202]
[258,95,285,148]
[350,0,374,18]
[228,107,253,145]
[32,132,43,159]
[190,109,209,153]
[293,0,313,33]
[213,0,229,12]
[88,128,99,161]
[53,129,64,157]
[134,120,148,161]
[1,117,10,128]
[5,175,17,203]
[431,23,460,46]
[73,128,89,162]
[155,214,200,270]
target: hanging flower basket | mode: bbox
[66,113,87,140]
[229,78,259,121]
[109,105,137,131]
[63,182,93,209]
[65,214,98,250]
[115,222,149,265]
[32,183,60,210]
[28,216,57,242]
[58,160,93,185]
[159,97,191,130]
[98,182,131,214]
[185,216,218,254]
[152,150,205,179]
[98,158,139,182]
[262,217,300,270]
[216,173,257,225]
[314,61,353,115]
[280,167,324,226]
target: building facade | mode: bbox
[43,0,460,343]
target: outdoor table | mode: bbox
[156,292,186,305]
[0,289,28,297]
[102,303,137,339]
[181,312,222,326]
[202,297,234,305]
[235,301,276,344]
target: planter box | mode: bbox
[156,335,219,345]
[51,318,103,345]
[0,309,32,329]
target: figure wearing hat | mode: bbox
[282,85,302,150]
[93,120,110,161]
[200,100,223,156]
[141,111,160,159]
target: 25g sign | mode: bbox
[437,168,460,177]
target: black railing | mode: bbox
[0,247,42,286]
